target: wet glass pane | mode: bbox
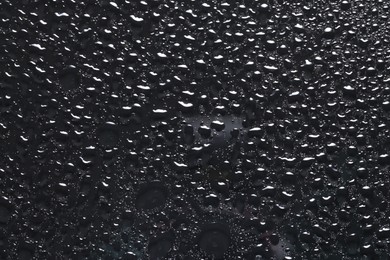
[0,0,389,259]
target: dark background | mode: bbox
[0,0,390,259]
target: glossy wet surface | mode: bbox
[1,0,390,259]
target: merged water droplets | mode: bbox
[198,224,230,259]
[135,182,168,211]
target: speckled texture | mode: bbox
[1,0,390,259]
